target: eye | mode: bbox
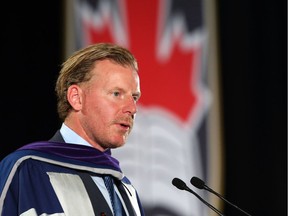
[133,95,139,102]
[133,93,141,102]
[113,91,120,97]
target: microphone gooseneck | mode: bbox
[172,178,225,216]
[190,176,252,216]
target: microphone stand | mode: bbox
[191,176,252,216]
[172,178,225,216]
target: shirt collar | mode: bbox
[60,123,92,148]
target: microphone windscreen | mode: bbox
[190,176,205,189]
[172,178,186,190]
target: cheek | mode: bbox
[82,92,118,120]
[82,92,102,114]
[87,99,114,120]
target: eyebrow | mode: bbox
[113,87,141,98]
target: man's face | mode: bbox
[78,59,141,151]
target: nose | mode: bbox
[122,96,137,116]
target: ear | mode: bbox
[67,84,83,111]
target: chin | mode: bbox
[109,141,125,149]
[116,142,125,148]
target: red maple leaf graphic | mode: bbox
[82,0,201,123]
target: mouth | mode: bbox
[117,122,131,131]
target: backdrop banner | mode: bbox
[66,0,221,215]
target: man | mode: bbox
[0,43,145,216]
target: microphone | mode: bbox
[172,177,225,216]
[190,176,252,216]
